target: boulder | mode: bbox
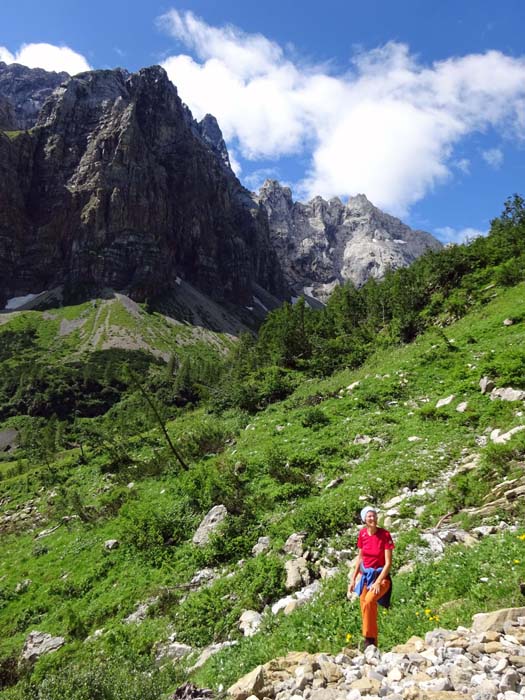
[490,426,525,444]
[436,394,455,408]
[480,377,496,394]
[472,607,525,633]
[239,610,262,637]
[21,631,65,663]
[490,387,525,402]
[227,665,269,700]
[252,537,270,556]
[154,640,193,664]
[283,532,307,557]
[189,641,238,672]
[192,505,228,546]
[285,558,311,590]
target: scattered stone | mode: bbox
[420,533,445,555]
[456,401,468,413]
[104,539,119,550]
[252,537,271,556]
[407,435,422,442]
[490,425,525,444]
[472,607,525,633]
[192,505,228,546]
[503,318,514,326]
[325,477,344,490]
[170,682,214,700]
[436,394,455,408]
[480,377,496,394]
[283,533,307,557]
[155,640,193,664]
[239,611,263,637]
[15,579,32,594]
[190,568,217,587]
[124,597,158,624]
[490,387,525,402]
[353,434,372,445]
[35,524,62,539]
[21,631,65,663]
[285,558,310,590]
[189,641,238,672]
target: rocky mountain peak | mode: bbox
[0,62,287,313]
[197,114,231,169]
[258,183,442,300]
[0,60,68,129]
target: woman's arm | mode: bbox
[348,549,363,593]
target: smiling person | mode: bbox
[348,506,394,649]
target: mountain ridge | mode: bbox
[257,179,442,301]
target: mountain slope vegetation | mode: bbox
[0,197,524,699]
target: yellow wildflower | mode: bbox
[517,534,525,541]
[424,608,431,615]
[346,633,352,642]
[514,559,521,564]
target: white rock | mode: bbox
[283,532,307,557]
[188,641,237,672]
[420,532,445,554]
[285,558,310,590]
[104,539,119,550]
[21,631,65,663]
[436,394,455,408]
[239,610,263,637]
[480,377,496,394]
[354,434,372,445]
[155,641,193,663]
[490,425,525,444]
[456,401,468,413]
[252,537,271,556]
[491,387,525,402]
[192,505,228,546]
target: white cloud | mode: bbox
[0,47,15,63]
[434,226,486,244]
[159,10,525,216]
[482,147,504,169]
[0,43,91,74]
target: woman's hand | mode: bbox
[370,580,382,595]
[347,578,356,598]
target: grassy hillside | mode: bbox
[0,197,524,698]
[0,266,524,698]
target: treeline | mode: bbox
[1,196,524,430]
[204,195,525,411]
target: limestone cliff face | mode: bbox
[257,180,442,300]
[0,64,286,308]
[0,61,68,130]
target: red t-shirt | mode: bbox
[357,527,394,569]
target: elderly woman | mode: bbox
[348,506,394,649]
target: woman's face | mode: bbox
[365,510,378,528]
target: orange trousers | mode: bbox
[359,578,391,640]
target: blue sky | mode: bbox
[2,0,525,242]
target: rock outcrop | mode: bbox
[0,64,287,312]
[257,180,442,300]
